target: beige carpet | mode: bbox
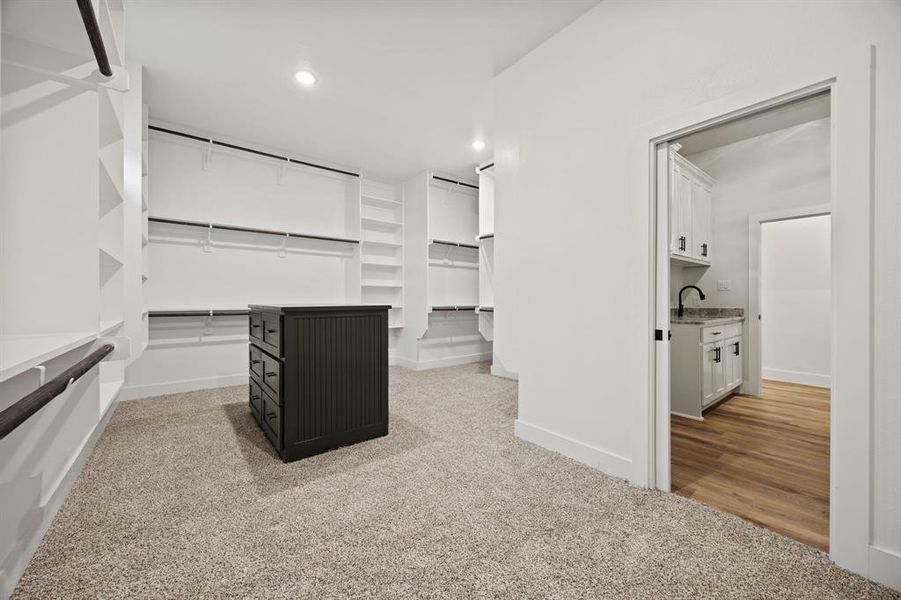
[13,363,898,599]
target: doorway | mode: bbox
[656,91,835,550]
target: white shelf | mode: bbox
[362,281,403,288]
[361,239,402,248]
[362,217,402,228]
[389,324,404,330]
[99,319,124,335]
[362,260,402,268]
[362,194,401,209]
[0,331,98,382]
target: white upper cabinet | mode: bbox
[670,149,714,266]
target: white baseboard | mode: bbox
[395,352,492,371]
[490,364,519,380]
[514,419,632,481]
[1,396,119,599]
[670,410,703,421]
[119,373,247,401]
[762,367,831,388]
[869,545,901,591]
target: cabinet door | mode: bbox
[714,342,727,396]
[671,162,693,256]
[670,161,683,254]
[702,342,718,406]
[691,181,712,262]
[730,337,743,387]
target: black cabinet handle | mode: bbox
[701,243,708,257]
[251,395,260,401]
[679,236,686,251]
[734,341,740,356]
[265,371,277,377]
[714,347,721,363]
[251,359,261,365]
[266,412,276,420]
[250,324,260,328]
[266,329,277,334]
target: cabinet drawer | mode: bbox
[702,326,726,343]
[724,323,742,339]
[262,312,281,352]
[261,391,281,448]
[261,352,281,402]
[249,379,263,421]
[249,311,262,341]
[249,345,263,378]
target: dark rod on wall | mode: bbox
[431,306,478,312]
[477,163,495,172]
[478,307,494,313]
[478,234,494,240]
[148,310,250,318]
[432,175,479,190]
[430,239,479,250]
[76,0,113,77]
[0,344,114,440]
[147,125,360,178]
[148,216,360,245]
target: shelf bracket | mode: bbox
[201,139,214,171]
[278,233,289,258]
[31,365,47,386]
[203,223,213,253]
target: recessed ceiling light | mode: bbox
[294,70,317,87]
[471,139,486,151]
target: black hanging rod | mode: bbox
[76,0,112,77]
[478,307,494,313]
[148,310,249,318]
[478,233,494,240]
[432,175,478,190]
[430,239,478,250]
[148,216,360,245]
[431,306,477,312]
[477,163,495,173]
[148,125,360,178]
[0,344,114,440]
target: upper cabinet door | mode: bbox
[670,160,693,257]
[691,181,712,263]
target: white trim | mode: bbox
[394,352,491,371]
[868,545,901,592]
[119,373,247,400]
[670,410,703,421]
[514,419,632,481]
[644,46,874,577]
[748,203,831,397]
[1,396,119,599]
[762,368,831,388]
[490,364,519,380]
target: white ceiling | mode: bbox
[125,0,599,182]
[678,92,831,156]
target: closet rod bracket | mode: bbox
[202,139,214,171]
[278,233,289,258]
[203,224,214,253]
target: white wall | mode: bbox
[494,0,901,587]
[761,215,831,387]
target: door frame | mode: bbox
[748,205,831,396]
[640,45,874,574]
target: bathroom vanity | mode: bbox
[671,310,744,419]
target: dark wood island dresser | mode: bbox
[248,304,390,462]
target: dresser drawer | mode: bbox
[249,345,263,378]
[261,352,281,402]
[262,312,281,353]
[249,379,263,422]
[249,311,262,341]
[261,391,281,448]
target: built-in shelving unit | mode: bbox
[360,181,404,330]
[477,161,496,344]
[147,216,360,245]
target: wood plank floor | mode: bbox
[671,380,830,551]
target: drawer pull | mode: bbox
[251,359,261,365]
[711,332,721,335]
[734,341,740,356]
[251,324,260,328]
[266,371,277,377]
[266,411,276,420]
[266,329,277,334]
[251,395,260,401]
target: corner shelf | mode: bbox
[0,331,99,383]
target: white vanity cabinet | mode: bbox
[670,148,714,266]
[672,320,743,419]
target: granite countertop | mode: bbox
[670,307,744,326]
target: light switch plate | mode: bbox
[717,279,731,291]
